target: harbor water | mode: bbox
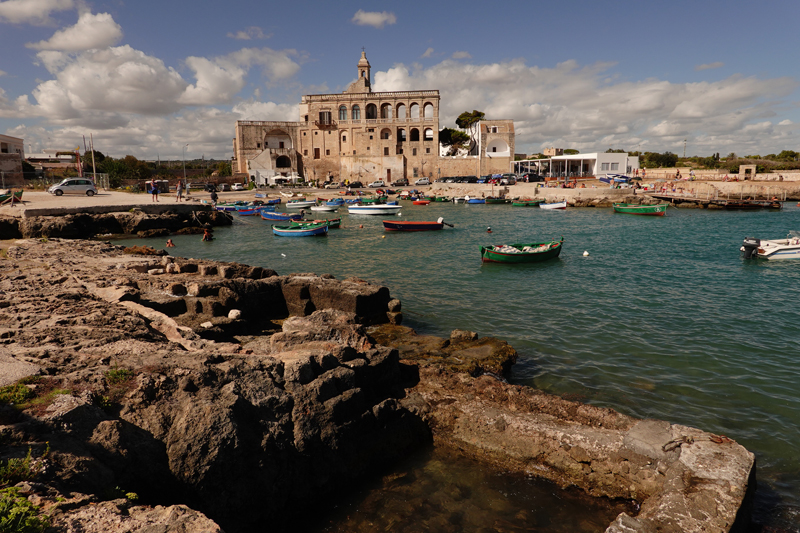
[139,199,800,531]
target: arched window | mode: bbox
[396,104,406,119]
[410,128,420,142]
[366,104,377,120]
[423,103,434,119]
[338,105,347,121]
[276,155,291,168]
[352,105,361,120]
[409,103,419,119]
[424,128,434,141]
[398,128,406,142]
[380,128,392,140]
[380,103,392,119]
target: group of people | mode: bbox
[148,179,190,202]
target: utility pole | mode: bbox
[683,139,687,158]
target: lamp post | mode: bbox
[182,144,189,182]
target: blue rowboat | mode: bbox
[272,222,328,237]
[325,198,345,206]
[466,198,486,204]
[265,198,281,204]
[237,207,262,216]
[261,211,303,221]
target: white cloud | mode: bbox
[421,48,434,59]
[27,12,122,51]
[232,100,297,122]
[695,62,724,71]
[351,10,396,29]
[779,119,792,126]
[373,58,799,155]
[227,26,270,40]
[452,51,472,59]
[0,0,73,25]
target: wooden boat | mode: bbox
[265,198,281,204]
[511,199,542,207]
[613,203,668,216]
[724,200,781,210]
[261,211,303,221]
[480,238,564,263]
[539,201,567,210]
[325,198,345,206]
[237,207,263,216]
[348,204,402,215]
[434,196,449,202]
[383,217,450,231]
[0,190,22,205]
[272,222,328,237]
[310,204,338,212]
[485,197,509,204]
[412,200,431,205]
[286,199,315,209]
[466,198,486,204]
[292,218,341,230]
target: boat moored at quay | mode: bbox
[741,232,800,259]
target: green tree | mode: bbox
[776,150,799,161]
[455,110,485,153]
[216,161,232,176]
[605,148,626,153]
[439,127,470,156]
[563,149,579,155]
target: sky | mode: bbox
[0,0,798,161]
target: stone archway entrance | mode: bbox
[739,164,757,180]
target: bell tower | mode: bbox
[357,50,371,91]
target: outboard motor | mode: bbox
[741,237,760,259]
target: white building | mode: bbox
[515,152,639,179]
[0,134,24,158]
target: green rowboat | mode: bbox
[485,197,510,204]
[480,238,563,263]
[511,199,542,207]
[612,203,668,216]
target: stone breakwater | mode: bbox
[0,208,231,240]
[0,239,754,532]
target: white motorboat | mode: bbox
[286,200,316,209]
[348,204,402,215]
[539,201,567,210]
[310,204,338,213]
[741,232,800,260]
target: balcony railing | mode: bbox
[314,120,337,129]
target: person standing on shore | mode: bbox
[149,178,159,202]
[176,180,184,202]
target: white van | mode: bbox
[48,178,98,196]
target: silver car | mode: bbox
[48,178,98,196]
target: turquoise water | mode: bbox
[140,201,800,529]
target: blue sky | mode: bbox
[1,0,798,160]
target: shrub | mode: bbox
[106,367,134,385]
[0,445,48,488]
[0,488,50,533]
[0,384,34,406]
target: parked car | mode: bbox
[231,183,245,191]
[203,183,217,193]
[218,183,231,192]
[368,180,386,188]
[393,178,409,186]
[324,181,341,189]
[522,173,544,182]
[500,174,516,185]
[48,178,98,196]
[415,178,431,185]
[349,181,363,188]
[434,177,448,183]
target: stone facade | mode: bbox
[234,52,514,185]
[0,153,24,186]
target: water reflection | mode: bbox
[317,447,634,532]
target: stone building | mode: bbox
[0,134,25,186]
[233,52,514,185]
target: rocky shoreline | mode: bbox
[0,239,754,532]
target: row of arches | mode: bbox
[338,102,435,121]
[342,127,434,143]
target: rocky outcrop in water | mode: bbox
[0,209,230,240]
[0,239,755,533]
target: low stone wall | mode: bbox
[21,203,211,218]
